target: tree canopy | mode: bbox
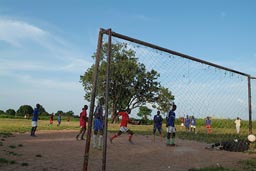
[80,42,175,116]
[16,105,33,116]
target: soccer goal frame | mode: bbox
[83,28,256,171]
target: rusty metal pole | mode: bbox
[83,29,104,171]
[102,29,112,171]
[248,76,252,134]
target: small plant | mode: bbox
[189,166,235,171]
[8,145,16,149]
[18,144,23,147]
[10,160,16,164]
[21,162,29,166]
[0,157,9,165]
[35,154,42,157]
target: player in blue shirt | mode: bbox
[190,116,196,133]
[166,104,177,146]
[93,98,104,149]
[184,115,190,132]
[153,110,163,141]
[30,103,40,137]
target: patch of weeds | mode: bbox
[0,158,17,166]
[1,138,5,141]
[3,150,22,156]
[35,154,42,157]
[0,158,9,165]
[8,145,16,149]
[9,160,16,164]
[18,144,23,147]
[8,151,18,156]
[188,166,236,171]
[21,162,29,166]
[0,132,13,138]
[0,142,3,146]
[238,158,256,171]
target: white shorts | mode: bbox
[191,125,196,129]
[166,126,176,133]
[120,126,128,133]
[32,121,37,127]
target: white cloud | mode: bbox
[0,17,93,115]
[0,18,93,74]
[0,18,47,47]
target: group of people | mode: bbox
[29,102,242,149]
[29,102,178,147]
[75,98,105,150]
[48,113,62,126]
[183,115,196,133]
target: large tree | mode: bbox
[137,106,152,121]
[80,42,174,117]
[6,109,16,116]
[16,105,33,116]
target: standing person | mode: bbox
[190,115,196,133]
[110,108,135,144]
[66,116,70,126]
[57,114,61,126]
[153,110,163,142]
[166,104,177,146]
[76,105,88,140]
[184,115,190,132]
[93,98,104,149]
[49,113,54,126]
[30,104,40,137]
[234,117,241,134]
[205,116,211,134]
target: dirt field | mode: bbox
[0,130,255,171]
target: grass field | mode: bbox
[0,118,252,143]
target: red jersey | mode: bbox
[119,111,129,127]
[80,109,87,127]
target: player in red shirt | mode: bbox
[110,108,135,143]
[76,105,88,140]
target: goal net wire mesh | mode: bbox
[87,31,256,171]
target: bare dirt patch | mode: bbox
[0,130,255,171]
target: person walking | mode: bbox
[57,113,61,126]
[49,113,54,126]
[234,117,241,134]
[205,116,212,134]
[76,105,88,140]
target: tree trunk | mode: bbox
[111,103,119,123]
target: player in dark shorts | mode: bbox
[153,110,163,141]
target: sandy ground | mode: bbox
[0,130,255,171]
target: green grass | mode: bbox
[0,118,252,144]
[0,118,80,133]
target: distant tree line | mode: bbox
[0,104,75,117]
